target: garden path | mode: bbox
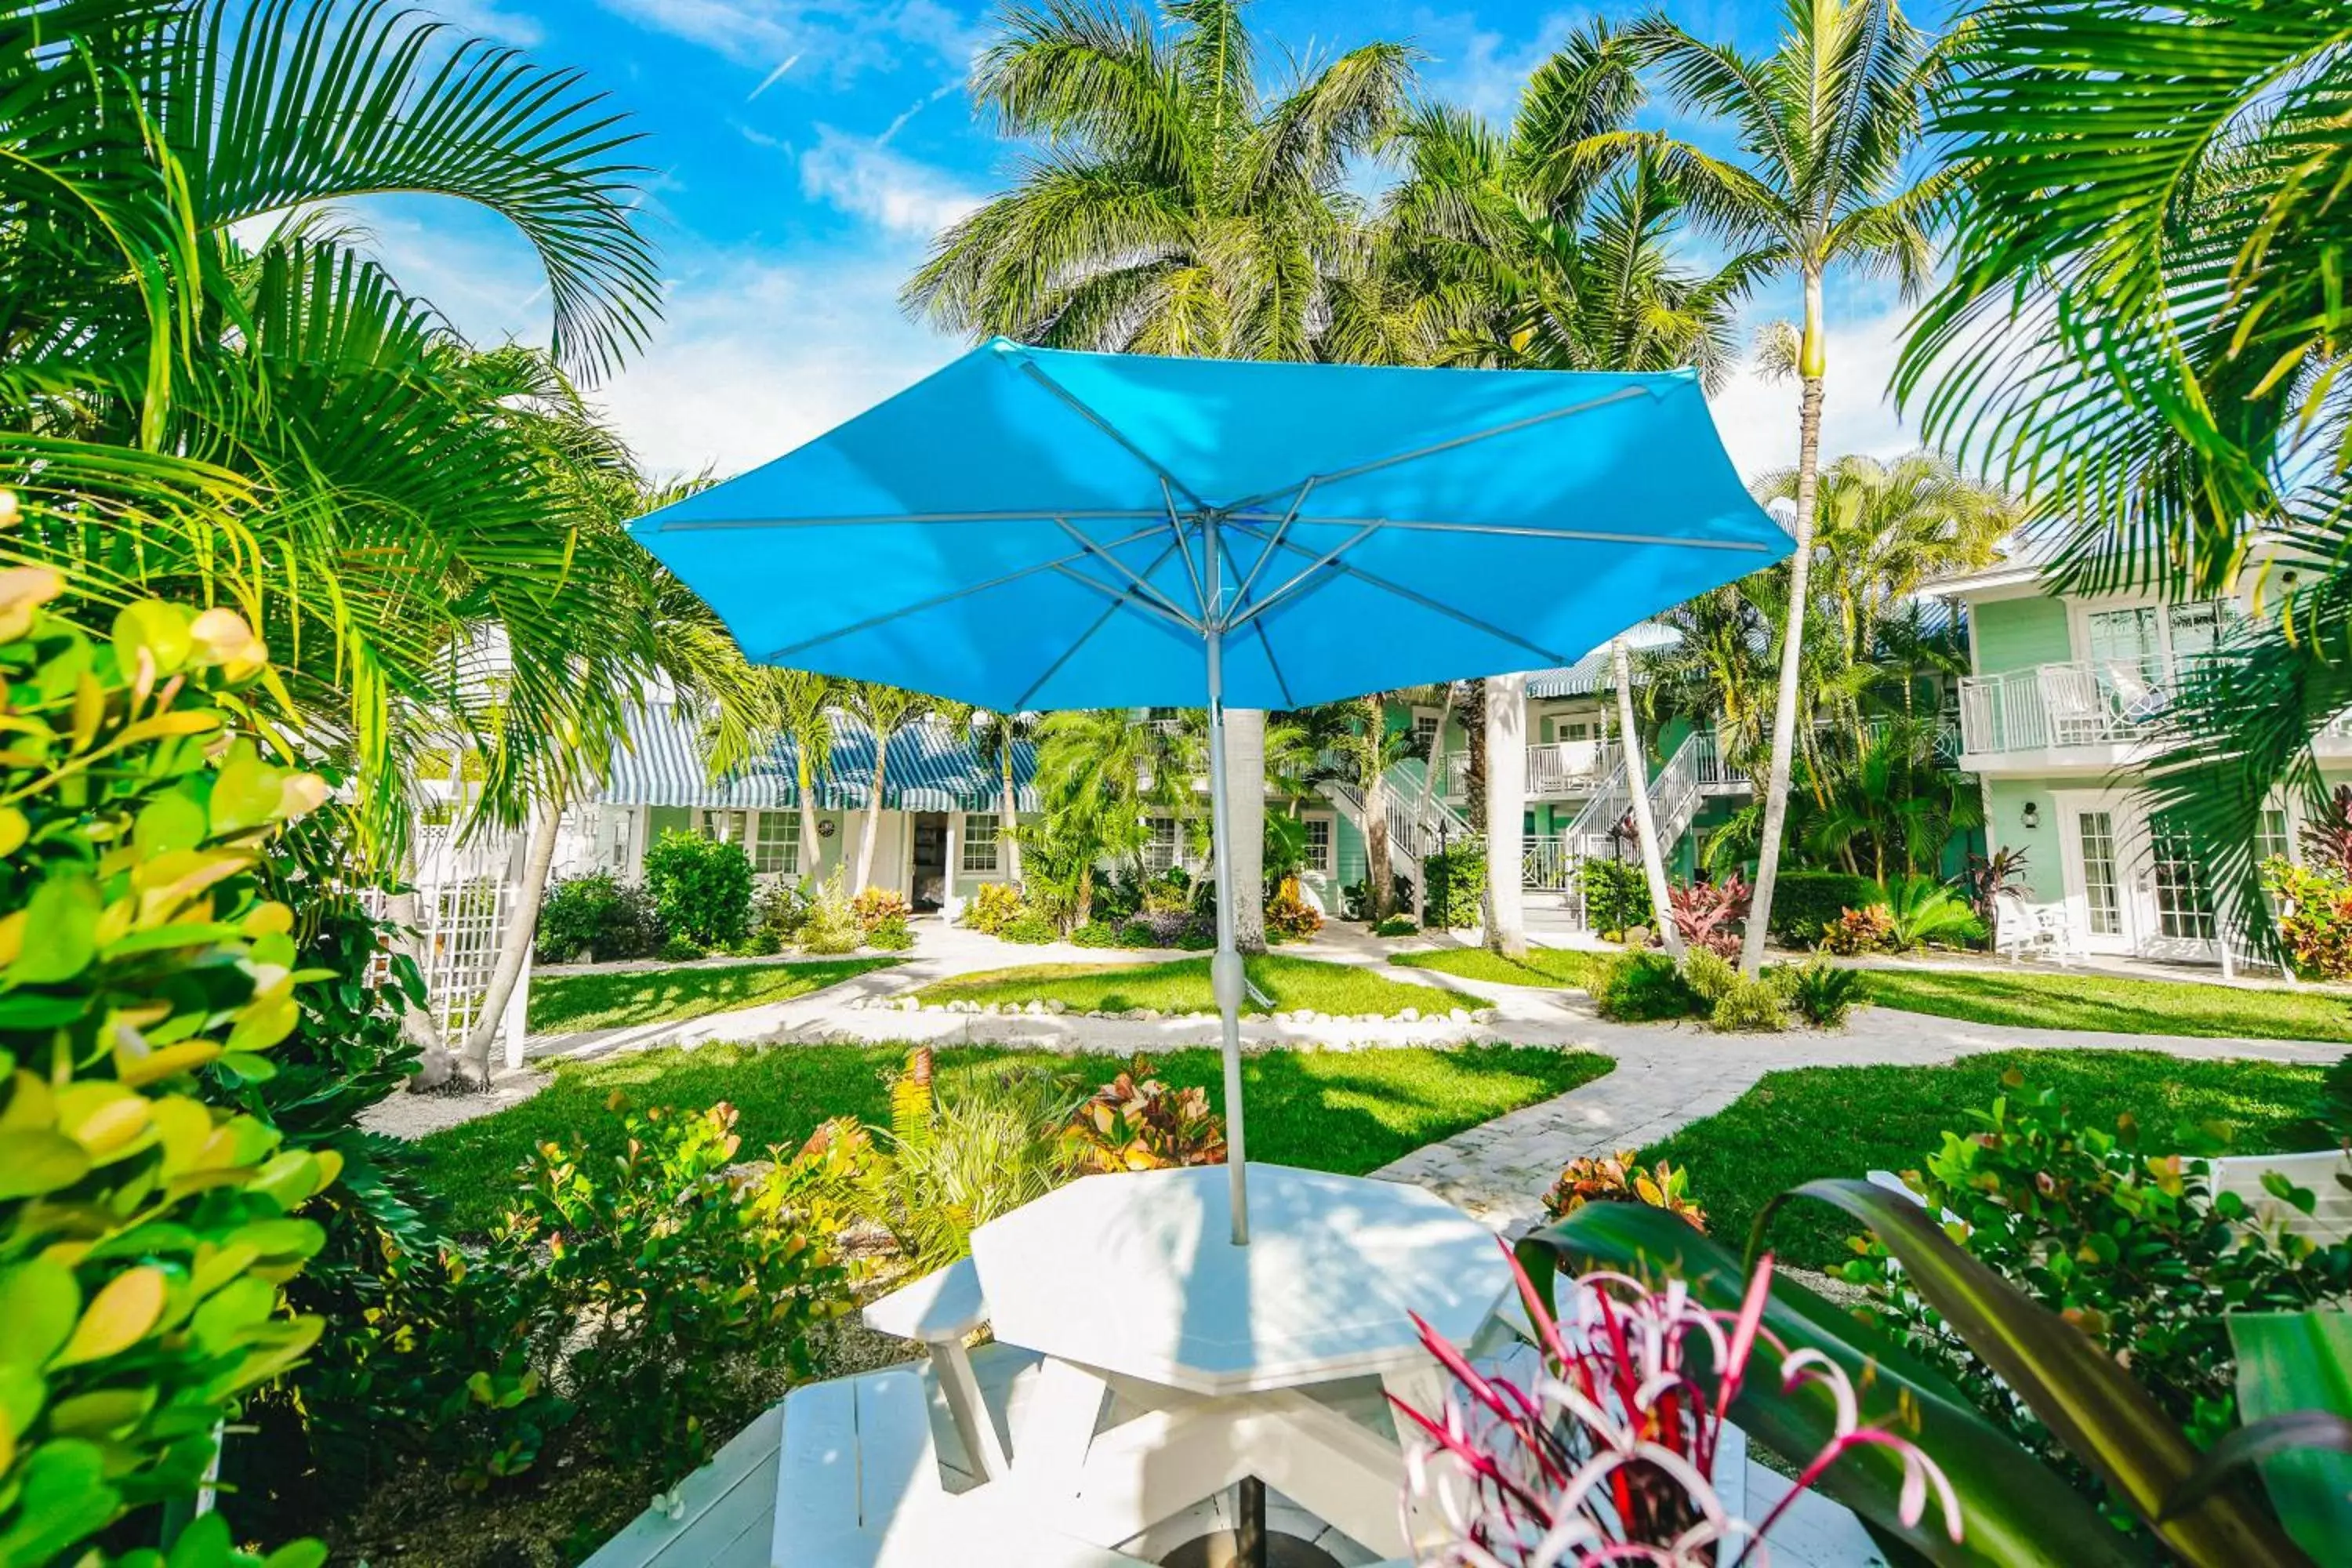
[375,921,2348,1194]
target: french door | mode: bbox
[2055,789,2220,960]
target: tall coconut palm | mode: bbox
[843,683,933,892]
[1900,0,2352,959]
[1617,0,1940,972]
[1033,707,1190,924]
[766,670,839,880]
[973,709,1036,886]
[905,0,1413,951]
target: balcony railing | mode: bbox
[1958,661,2175,755]
[1442,739,1620,798]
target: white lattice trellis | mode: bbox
[383,818,534,1070]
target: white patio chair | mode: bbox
[1993,893,2078,966]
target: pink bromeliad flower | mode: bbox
[1392,1245,1962,1566]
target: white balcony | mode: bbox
[1958,660,2180,763]
[1441,739,1619,798]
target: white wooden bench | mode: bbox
[858,1255,1007,1482]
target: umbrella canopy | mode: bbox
[631,338,1788,1242]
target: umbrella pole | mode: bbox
[1203,625,1251,1246]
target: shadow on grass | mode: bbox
[1865,968,2352,1044]
[528,957,898,1034]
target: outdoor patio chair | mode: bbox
[1993,894,2078,966]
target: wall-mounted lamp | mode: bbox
[2020,800,2041,831]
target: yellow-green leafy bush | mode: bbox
[0,577,336,1567]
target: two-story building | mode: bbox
[1936,543,2336,967]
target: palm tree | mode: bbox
[768,670,838,880]
[1374,27,1761,386]
[843,683,933,892]
[1898,0,2352,959]
[1033,708,1189,924]
[1625,0,1940,972]
[972,709,1036,886]
[2,0,668,859]
[905,0,1412,952]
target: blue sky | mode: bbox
[395,0,1927,481]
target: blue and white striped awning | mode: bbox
[598,706,1039,813]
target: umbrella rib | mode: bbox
[1051,516,1203,632]
[643,508,1167,532]
[758,522,1169,662]
[1251,616,1297,709]
[1009,356,1210,511]
[1243,528,1573,666]
[1221,521,1385,633]
[1227,478,1316,618]
[1243,516,1774,553]
[1014,537,1190,710]
[1163,479,1210,619]
[1215,384,1657,514]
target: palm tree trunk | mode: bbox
[999,741,1022,884]
[1483,673,1528,960]
[1229,707,1266,952]
[1410,684,1454,927]
[856,735,891,891]
[387,882,455,1091]
[797,757,822,884]
[462,797,563,1084]
[1615,642,1682,958]
[1742,270,1828,976]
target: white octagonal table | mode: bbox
[967,1163,1512,1564]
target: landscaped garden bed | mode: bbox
[525,955,900,1033]
[901,953,1481,1019]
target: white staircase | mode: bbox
[1548,732,1708,927]
[1321,760,1475,894]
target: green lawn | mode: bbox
[908,953,1477,1017]
[417,1041,1613,1235]
[1863,965,2352,1044]
[1392,946,1600,989]
[1639,1048,2331,1271]
[526,957,899,1035]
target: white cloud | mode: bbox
[593,249,960,479]
[420,0,545,45]
[798,125,982,238]
[1706,301,1919,481]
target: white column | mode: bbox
[943,811,964,920]
[1484,673,1528,960]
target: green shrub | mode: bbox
[753,877,813,953]
[536,873,664,963]
[798,873,862,956]
[1707,973,1788,1032]
[1844,1074,2352,1510]
[963,880,1027,936]
[1372,913,1418,938]
[659,931,706,962]
[1680,947,1738,1002]
[503,1100,851,1478]
[1592,949,1700,1022]
[809,1048,1079,1272]
[1766,871,1883,945]
[1788,958,1867,1027]
[1001,912,1059,944]
[1577,857,1649,938]
[1069,920,1120,948]
[0,586,340,1565]
[1422,844,1486,930]
[641,828,754,948]
[1884,873,1987,949]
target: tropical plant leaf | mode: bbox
[1519,1200,2158,1566]
[1760,1178,2314,1565]
[2224,1312,2352,1559]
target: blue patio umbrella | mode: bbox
[630,337,1787,1243]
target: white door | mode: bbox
[2055,790,2220,961]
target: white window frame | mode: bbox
[1302,815,1333,875]
[753,810,800,876]
[1410,708,1443,753]
[961,813,1001,873]
[1143,816,1182,874]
